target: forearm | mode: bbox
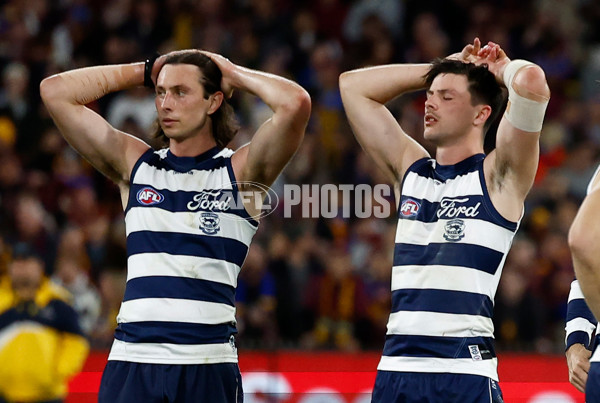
[339,64,431,104]
[41,63,145,106]
[570,191,600,319]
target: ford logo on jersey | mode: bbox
[136,187,164,205]
[400,198,420,217]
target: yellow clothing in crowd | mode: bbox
[0,276,89,402]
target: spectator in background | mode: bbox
[494,237,548,351]
[0,243,89,403]
[89,268,126,350]
[106,86,157,138]
[51,227,101,336]
[10,192,57,276]
[236,244,277,347]
[304,247,368,351]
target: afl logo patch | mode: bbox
[400,199,420,217]
[199,212,220,235]
[136,187,164,206]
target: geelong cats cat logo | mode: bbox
[444,218,465,242]
[198,212,220,235]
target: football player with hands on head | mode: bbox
[40,48,310,402]
[339,38,550,402]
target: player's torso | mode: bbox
[109,147,257,365]
[379,154,519,380]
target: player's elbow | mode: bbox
[569,219,596,269]
[283,86,312,125]
[339,71,355,98]
[513,65,551,101]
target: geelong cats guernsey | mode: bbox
[108,146,258,364]
[378,154,520,380]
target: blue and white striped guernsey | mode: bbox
[107,146,258,365]
[378,154,520,381]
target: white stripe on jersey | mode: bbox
[568,279,585,302]
[395,218,515,252]
[377,356,499,381]
[125,206,256,245]
[402,170,483,202]
[386,311,494,338]
[565,317,596,343]
[391,265,495,295]
[134,163,233,192]
[117,298,236,325]
[127,253,241,287]
[108,339,238,364]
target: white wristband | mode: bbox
[503,59,534,90]
[503,60,549,133]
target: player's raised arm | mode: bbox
[475,42,550,221]
[202,52,311,189]
[339,63,430,186]
[39,62,152,187]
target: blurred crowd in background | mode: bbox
[0,0,600,355]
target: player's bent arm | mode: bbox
[39,64,151,185]
[491,63,550,197]
[221,61,311,187]
[570,175,600,320]
[339,65,430,185]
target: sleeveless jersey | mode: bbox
[107,146,258,365]
[378,154,520,380]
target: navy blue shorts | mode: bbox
[372,371,504,403]
[587,362,600,402]
[98,361,243,403]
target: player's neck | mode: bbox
[435,138,484,165]
[169,132,218,157]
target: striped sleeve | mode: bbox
[565,279,597,350]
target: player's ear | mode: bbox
[208,91,224,115]
[474,105,492,127]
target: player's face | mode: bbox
[423,73,478,145]
[155,64,221,140]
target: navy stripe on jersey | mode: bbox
[567,298,597,324]
[382,334,496,359]
[391,289,493,317]
[130,184,244,215]
[114,321,236,345]
[123,276,235,306]
[567,331,591,349]
[407,154,485,181]
[144,147,226,172]
[127,231,248,267]
[398,195,517,231]
[393,242,504,275]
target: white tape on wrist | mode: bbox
[503,59,549,133]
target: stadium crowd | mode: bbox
[0,0,599,354]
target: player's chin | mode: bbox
[423,129,436,141]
